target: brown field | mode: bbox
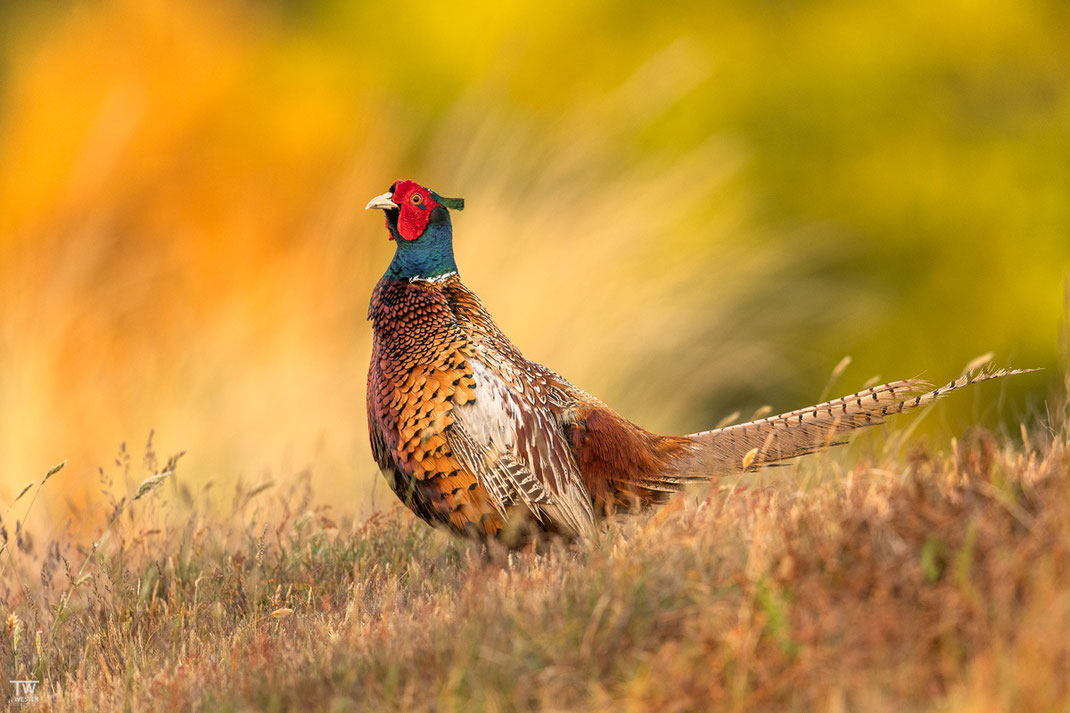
[2,399,1067,711]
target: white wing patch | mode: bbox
[449,359,595,536]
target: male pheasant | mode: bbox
[365,179,1029,540]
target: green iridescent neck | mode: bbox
[384,219,458,282]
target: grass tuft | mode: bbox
[0,422,1068,711]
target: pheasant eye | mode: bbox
[411,194,422,205]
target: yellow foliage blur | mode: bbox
[0,0,1065,519]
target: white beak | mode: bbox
[365,192,399,211]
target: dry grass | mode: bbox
[1,415,1067,712]
[2,4,1067,709]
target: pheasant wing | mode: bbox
[449,359,596,537]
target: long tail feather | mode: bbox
[664,367,1037,480]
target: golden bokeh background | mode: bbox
[0,0,1066,520]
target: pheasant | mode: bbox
[365,179,1030,541]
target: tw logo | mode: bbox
[10,680,39,704]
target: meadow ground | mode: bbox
[3,4,1069,711]
[2,413,1069,712]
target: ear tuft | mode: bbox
[440,196,465,211]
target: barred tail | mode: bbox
[663,367,1037,480]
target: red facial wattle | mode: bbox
[390,179,441,241]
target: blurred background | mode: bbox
[0,0,1066,522]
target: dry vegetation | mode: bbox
[1,408,1068,712]
[2,3,1068,711]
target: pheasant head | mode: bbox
[366,179,465,281]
